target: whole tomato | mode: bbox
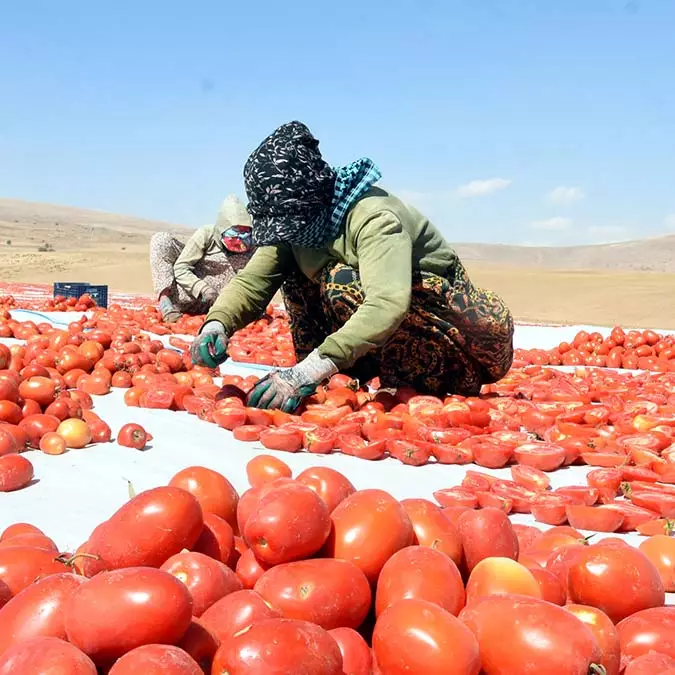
[65,567,193,666]
[0,546,70,595]
[18,376,57,408]
[0,573,85,656]
[246,454,292,488]
[466,557,541,603]
[210,618,343,675]
[0,636,96,675]
[116,422,148,449]
[373,598,480,675]
[323,489,414,584]
[19,413,60,448]
[160,551,243,617]
[56,418,91,449]
[176,619,219,673]
[617,606,675,666]
[623,652,675,675]
[0,454,34,492]
[169,466,239,530]
[567,544,665,623]
[192,513,235,565]
[200,589,281,643]
[244,484,330,565]
[375,546,465,617]
[0,430,19,457]
[295,466,356,513]
[459,594,603,674]
[565,604,620,675]
[329,627,372,675]
[254,558,371,630]
[639,535,675,592]
[456,507,518,572]
[235,548,269,588]
[108,644,202,675]
[82,487,204,576]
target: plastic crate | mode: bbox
[53,282,109,308]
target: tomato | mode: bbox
[0,532,56,552]
[107,644,201,674]
[568,543,665,623]
[460,594,602,674]
[116,422,148,449]
[510,464,550,491]
[0,429,18,457]
[400,498,463,566]
[0,573,85,656]
[89,418,112,443]
[373,598,480,675]
[245,454,292,488]
[211,618,343,674]
[530,493,570,526]
[176,619,219,673]
[639,534,675,592]
[0,636,97,675]
[296,466,356,513]
[564,605,621,675]
[0,454,34,492]
[513,442,566,471]
[82,487,204,576]
[235,548,269,588]
[200,589,281,643]
[244,484,330,564]
[56,418,91,449]
[19,413,60,447]
[328,628,372,675]
[160,551,243,617]
[466,557,541,603]
[0,402,22,426]
[566,504,625,532]
[456,507,518,571]
[528,566,566,605]
[323,489,414,585]
[259,427,304,452]
[624,653,675,675]
[169,466,238,529]
[232,424,265,441]
[18,376,57,407]
[65,567,193,666]
[617,606,675,665]
[192,513,235,565]
[0,546,70,595]
[0,522,44,541]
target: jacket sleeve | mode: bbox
[205,244,293,335]
[173,227,213,299]
[317,211,412,370]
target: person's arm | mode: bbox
[173,227,213,299]
[317,211,413,370]
[205,244,292,335]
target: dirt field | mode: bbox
[2,198,675,328]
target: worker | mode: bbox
[191,121,514,412]
[149,195,254,323]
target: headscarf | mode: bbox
[214,194,254,271]
[244,121,381,248]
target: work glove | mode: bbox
[200,286,219,305]
[247,349,338,413]
[190,321,229,368]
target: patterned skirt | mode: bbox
[281,261,514,396]
[149,232,238,314]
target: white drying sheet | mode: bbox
[1,311,673,603]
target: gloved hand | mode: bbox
[190,321,229,367]
[247,349,338,413]
[200,286,219,305]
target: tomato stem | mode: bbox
[589,664,607,675]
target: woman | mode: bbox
[191,122,514,412]
[149,195,254,323]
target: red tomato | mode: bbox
[400,498,463,566]
[564,604,621,675]
[19,413,60,448]
[639,534,675,592]
[0,636,96,675]
[116,422,148,449]
[192,513,235,565]
[513,442,566,471]
[373,598,480,675]
[232,424,265,441]
[0,429,18,457]
[510,464,551,491]
[0,455,34,492]
[200,589,281,643]
[0,522,44,541]
[176,619,218,673]
[255,558,371,630]
[375,546,465,617]
[624,653,675,675]
[460,594,602,674]
[456,507,518,571]
[0,573,85,656]
[296,466,356,513]
[65,567,193,666]
[568,543,665,623]
[617,607,675,665]
[328,627,372,675]
[0,546,71,596]
[323,489,414,585]
[108,644,202,675]
[528,566,567,605]
[82,487,204,576]
[0,402,22,426]
[160,551,243,617]
[566,505,624,532]
[211,618,343,674]
[235,548,269,588]
[169,466,239,529]
[18,376,57,407]
[466,557,541,603]
[245,454,292,488]
[244,484,330,565]
[259,427,304,452]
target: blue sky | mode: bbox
[1,0,674,245]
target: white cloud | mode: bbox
[547,185,586,204]
[455,178,512,198]
[530,217,574,231]
[665,214,675,231]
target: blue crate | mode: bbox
[53,282,109,308]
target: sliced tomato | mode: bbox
[510,465,551,492]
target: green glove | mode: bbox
[190,321,229,368]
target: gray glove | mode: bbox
[247,349,338,413]
[190,320,229,367]
[200,286,219,305]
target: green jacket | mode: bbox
[206,187,459,370]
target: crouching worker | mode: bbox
[190,121,514,412]
[149,195,254,323]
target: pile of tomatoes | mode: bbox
[0,459,674,673]
[515,326,675,372]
